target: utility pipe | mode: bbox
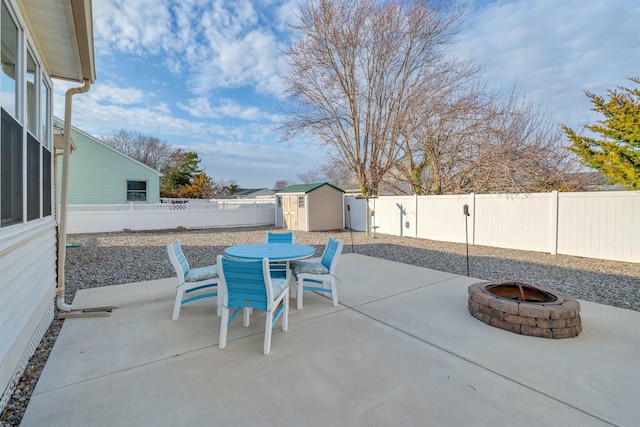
[56,79,91,311]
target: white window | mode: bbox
[127,180,148,202]
[25,49,36,134]
[0,1,18,118]
[1,0,52,229]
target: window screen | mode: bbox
[1,109,23,226]
[27,133,40,220]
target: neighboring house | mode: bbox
[0,0,95,411]
[276,182,345,231]
[232,188,276,199]
[338,184,363,196]
[53,118,162,204]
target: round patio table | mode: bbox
[224,243,315,262]
[224,243,316,292]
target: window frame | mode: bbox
[0,0,54,236]
[126,180,148,203]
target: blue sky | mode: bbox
[53,0,640,189]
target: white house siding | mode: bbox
[1,0,95,411]
[0,222,57,409]
[307,185,344,231]
[55,123,161,204]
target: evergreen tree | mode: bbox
[563,78,640,190]
[160,150,201,197]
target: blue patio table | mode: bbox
[224,243,316,288]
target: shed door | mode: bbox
[296,195,307,231]
[283,196,297,230]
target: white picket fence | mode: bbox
[65,199,276,234]
[346,191,640,263]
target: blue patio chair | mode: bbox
[290,237,344,310]
[266,231,294,277]
[167,239,219,320]
[266,231,294,243]
[217,255,290,355]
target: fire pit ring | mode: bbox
[468,282,581,338]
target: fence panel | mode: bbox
[65,192,639,263]
[416,194,473,243]
[67,205,134,233]
[128,204,187,230]
[344,197,367,231]
[370,196,417,237]
[66,199,276,234]
[557,192,640,262]
[474,193,552,252]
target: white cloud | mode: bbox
[93,0,174,55]
[177,97,281,121]
[84,84,145,105]
[456,0,640,128]
[93,0,288,98]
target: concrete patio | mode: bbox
[21,254,640,426]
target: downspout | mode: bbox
[56,79,91,311]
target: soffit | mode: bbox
[18,0,95,83]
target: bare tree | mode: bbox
[282,0,464,196]
[298,153,357,186]
[383,57,488,194]
[273,180,290,190]
[385,85,586,195]
[467,92,586,193]
[102,129,174,171]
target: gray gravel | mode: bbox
[2,226,639,426]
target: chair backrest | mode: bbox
[218,256,271,311]
[167,239,190,282]
[266,231,294,244]
[321,237,344,274]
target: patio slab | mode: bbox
[21,254,639,426]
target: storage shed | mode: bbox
[276,183,345,231]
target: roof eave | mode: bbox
[69,0,96,82]
[19,0,96,83]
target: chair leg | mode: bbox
[330,278,338,306]
[172,286,185,320]
[282,290,289,332]
[216,284,224,316]
[219,307,229,349]
[243,307,251,327]
[297,278,304,310]
[264,311,273,355]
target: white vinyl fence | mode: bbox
[345,191,639,263]
[65,198,276,234]
[66,193,639,263]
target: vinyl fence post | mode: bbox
[414,194,418,238]
[470,193,476,245]
[129,202,134,230]
[549,190,559,255]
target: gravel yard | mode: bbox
[2,226,639,425]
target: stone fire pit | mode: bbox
[468,282,582,338]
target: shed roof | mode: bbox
[277,182,344,194]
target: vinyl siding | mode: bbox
[0,222,57,406]
[55,125,161,204]
[307,185,343,231]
